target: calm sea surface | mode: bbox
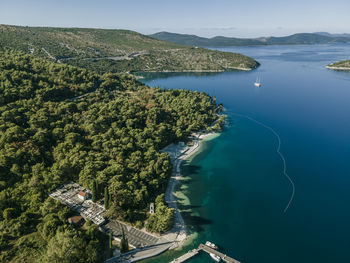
[141,44,350,263]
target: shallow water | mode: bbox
[141,44,350,263]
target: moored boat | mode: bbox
[205,241,218,249]
[254,76,261,87]
[210,253,221,262]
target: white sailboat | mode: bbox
[254,76,261,87]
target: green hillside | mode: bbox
[0,25,259,73]
[0,51,223,262]
[149,32,350,47]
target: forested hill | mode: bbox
[0,24,259,73]
[149,32,350,47]
[0,51,223,262]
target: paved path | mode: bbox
[105,242,172,263]
[41,47,56,60]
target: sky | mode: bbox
[1,0,350,38]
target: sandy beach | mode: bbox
[161,132,220,248]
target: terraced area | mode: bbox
[103,221,160,248]
[49,182,106,226]
[49,182,161,248]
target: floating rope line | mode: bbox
[232,113,295,213]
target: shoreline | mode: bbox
[161,132,220,249]
[140,67,254,72]
[325,65,350,71]
[132,67,255,78]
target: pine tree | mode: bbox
[120,229,129,253]
[104,186,109,209]
[108,231,113,257]
[92,180,97,202]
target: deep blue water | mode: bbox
[141,44,350,263]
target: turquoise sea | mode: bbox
[141,44,350,263]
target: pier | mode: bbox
[170,243,241,263]
[170,249,199,263]
[199,244,241,263]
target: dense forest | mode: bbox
[0,24,259,73]
[0,51,221,262]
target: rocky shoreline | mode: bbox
[326,65,350,71]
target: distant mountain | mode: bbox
[149,32,350,47]
[149,32,261,46]
[0,24,259,73]
[315,32,350,38]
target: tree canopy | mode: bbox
[145,194,175,233]
[0,51,220,262]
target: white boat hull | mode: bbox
[210,253,221,262]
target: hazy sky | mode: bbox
[1,0,349,37]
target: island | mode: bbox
[0,51,225,262]
[326,60,350,70]
[0,24,259,73]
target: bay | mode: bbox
[141,44,350,263]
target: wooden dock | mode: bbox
[170,249,199,263]
[199,244,241,263]
[170,243,241,263]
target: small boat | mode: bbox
[205,241,218,249]
[254,76,261,87]
[210,253,221,262]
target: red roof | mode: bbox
[68,215,83,224]
[78,191,85,196]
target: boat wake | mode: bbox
[232,113,295,213]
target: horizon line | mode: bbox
[1,23,349,39]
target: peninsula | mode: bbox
[326,60,350,70]
[0,51,224,262]
[0,24,259,73]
